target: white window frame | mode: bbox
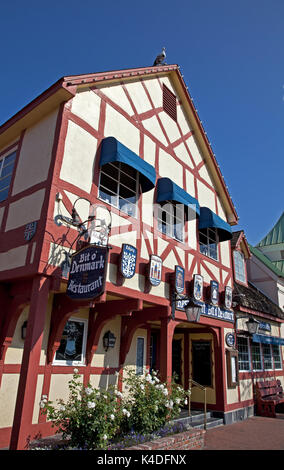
[234,250,246,283]
[0,150,17,202]
[98,161,139,218]
[262,343,273,371]
[53,317,88,366]
[272,344,282,370]
[251,341,263,371]
[199,227,219,261]
[157,201,185,243]
[237,336,251,371]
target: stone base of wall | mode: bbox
[214,405,254,425]
[126,429,205,450]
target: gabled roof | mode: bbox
[231,230,251,258]
[0,64,238,225]
[257,212,284,247]
[249,244,284,278]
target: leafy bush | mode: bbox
[120,369,190,435]
[40,370,123,449]
[40,368,191,450]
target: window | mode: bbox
[136,337,145,375]
[199,227,218,260]
[163,84,177,122]
[98,161,139,217]
[157,201,185,242]
[263,344,273,370]
[234,251,246,283]
[54,318,88,365]
[226,349,239,388]
[251,341,263,370]
[0,151,17,202]
[237,336,250,371]
[272,345,282,369]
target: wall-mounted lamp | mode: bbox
[21,321,28,340]
[103,331,116,351]
[236,315,260,336]
[171,293,203,322]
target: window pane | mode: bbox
[234,251,246,283]
[199,228,218,261]
[272,345,282,369]
[252,342,262,370]
[0,187,9,202]
[55,320,86,364]
[2,151,16,166]
[136,337,144,375]
[100,173,118,194]
[263,344,272,369]
[237,337,250,371]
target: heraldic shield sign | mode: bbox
[67,245,108,300]
[175,266,185,294]
[149,255,162,286]
[120,244,137,279]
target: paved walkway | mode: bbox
[204,415,284,450]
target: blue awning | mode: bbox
[199,207,232,242]
[100,137,156,193]
[156,177,200,217]
[252,334,284,346]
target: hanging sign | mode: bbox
[210,280,219,305]
[120,244,137,279]
[175,266,185,294]
[193,274,203,301]
[67,245,108,300]
[24,221,37,241]
[149,255,162,286]
[224,286,233,310]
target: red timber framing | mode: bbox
[0,64,241,450]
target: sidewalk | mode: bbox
[203,415,284,450]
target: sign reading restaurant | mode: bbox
[176,298,235,323]
[67,245,108,300]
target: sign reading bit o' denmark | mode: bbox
[67,245,108,300]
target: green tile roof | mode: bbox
[257,212,284,246]
[249,244,284,278]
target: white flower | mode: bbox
[154,376,160,383]
[87,401,96,409]
[115,390,123,398]
[39,401,45,409]
[73,368,79,374]
[110,414,115,421]
[140,384,145,390]
[42,395,48,399]
[162,388,168,396]
[175,398,181,404]
[103,394,108,399]
[122,408,130,417]
[103,434,108,440]
[145,374,151,382]
[59,405,66,411]
[85,387,92,396]
[184,398,188,405]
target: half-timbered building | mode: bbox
[0,64,263,449]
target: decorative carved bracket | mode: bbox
[86,298,143,365]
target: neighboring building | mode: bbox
[247,212,284,311]
[230,230,284,422]
[0,62,275,450]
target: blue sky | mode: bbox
[1,0,283,245]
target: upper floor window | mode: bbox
[0,151,17,202]
[98,161,139,218]
[157,201,184,243]
[199,227,218,260]
[234,250,246,283]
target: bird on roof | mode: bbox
[153,47,166,66]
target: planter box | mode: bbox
[125,429,205,450]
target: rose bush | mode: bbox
[40,368,191,450]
